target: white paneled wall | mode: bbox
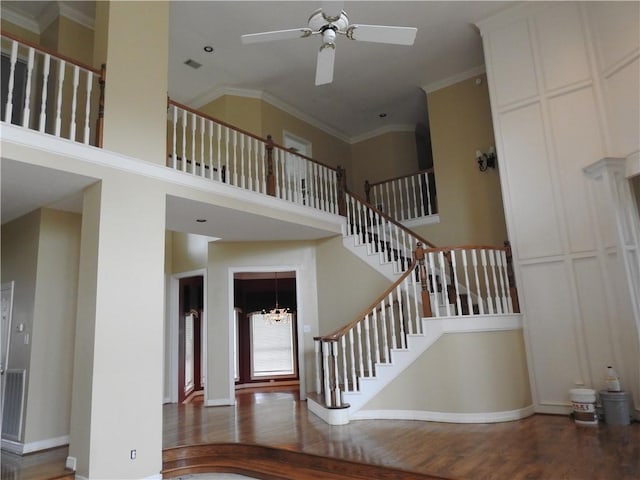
[478,2,640,415]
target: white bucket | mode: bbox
[569,388,597,425]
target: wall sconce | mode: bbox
[476,147,497,172]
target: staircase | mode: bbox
[309,192,518,425]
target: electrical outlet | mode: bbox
[130,450,136,460]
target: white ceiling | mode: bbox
[168,1,512,139]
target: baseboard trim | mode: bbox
[351,405,535,423]
[307,397,350,425]
[1,434,69,454]
[205,397,235,407]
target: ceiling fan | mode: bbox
[241,3,417,86]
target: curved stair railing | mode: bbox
[314,254,424,408]
[315,192,519,409]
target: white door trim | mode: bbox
[228,266,306,401]
[168,269,207,404]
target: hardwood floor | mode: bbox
[164,387,639,480]
[0,446,73,480]
[3,386,638,480]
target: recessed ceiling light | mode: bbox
[184,58,202,69]
[203,45,214,53]
[196,218,207,223]
[378,113,387,118]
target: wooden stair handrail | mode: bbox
[366,167,434,189]
[318,257,419,341]
[345,190,438,249]
[167,98,338,172]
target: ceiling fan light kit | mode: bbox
[241,6,417,86]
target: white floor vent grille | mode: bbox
[2,369,25,440]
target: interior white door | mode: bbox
[283,133,312,204]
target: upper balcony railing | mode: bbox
[167,100,342,216]
[365,169,437,222]
[1,32,105,147]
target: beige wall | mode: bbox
[57,16,94,65]
[99,1,169,164]
[25,209,81,444]
[1,19,39,43]
[315,236,390,335]
[207,241,319,400]
[363,330,531,413]
[199,95,352,173]
[1,210,40,439]
[416,75,508,247]
[168,231,210,274]
[69,175,167,479]
[350,130,418,197]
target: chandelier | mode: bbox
[262,272,291,324]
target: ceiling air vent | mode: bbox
[184,59,202,69]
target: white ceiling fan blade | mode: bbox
[348,25,417,45]
[322,1,344,19]
[315,45,335,86]
[241,28,312,44]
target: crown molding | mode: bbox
[59,1,95,30]
[349,124,416,145]
[188,86,420,145]
[1,6,40,34]
[1,1,94,35]
[188,86,351,143]
[37,2,60,32]
[422,65,486,94]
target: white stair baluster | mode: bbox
[472,249,485,314]
[411,263,422,332]
[380,298,389,362]
[39,54,51,132]
[82,71,93,144]
[340,336,349,391]
[4,41,18,123]
[385,296,397,350]
[419,172,427,217]
[331,342,341,407]
[22,48,35,128]
[364,315,372,377]
[428,251,440,317]
[348,329,357,391]
[395,290,407,348]
[462,250,473,315]
[371,308,381,366]
[314,340,321,394]
[69,66,80,140]
[356,321,364,379]
[208,120,214,179]
[489,250,502,314]
[480,249,493,314]
[54,59,66,137]
[438,251,451,316]
[322,342,332,406]
[181,110,187,172]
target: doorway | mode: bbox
[233,271,299,388]
[178,275,204,403]
[283,132,312,205]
